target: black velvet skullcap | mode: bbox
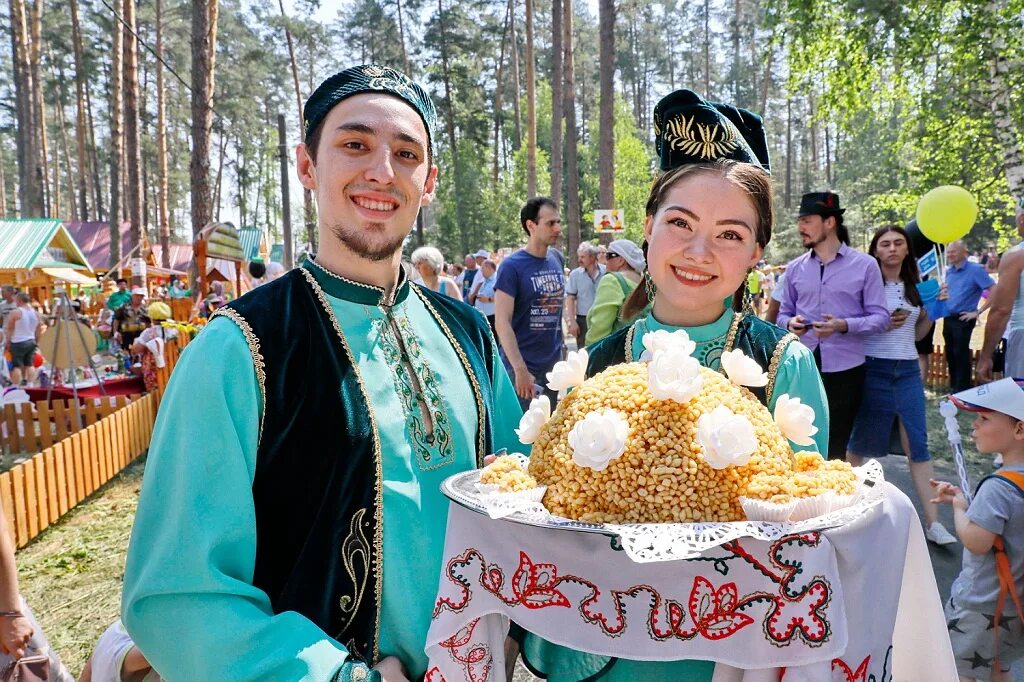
[653,90,770,174]
[303,64,437,155]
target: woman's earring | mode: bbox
[644,269,657,300]
[742,276,755,314]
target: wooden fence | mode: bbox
[1,396,141,457]
[0,333,191,548]
[0,393,156,547]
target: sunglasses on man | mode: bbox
[606,252,622,260]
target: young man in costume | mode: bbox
[121,64,523,682]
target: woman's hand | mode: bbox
[372,656,410,682]
[0,614,33,660]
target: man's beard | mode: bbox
[329,221,408,262]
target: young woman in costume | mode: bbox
[517,89,830,682]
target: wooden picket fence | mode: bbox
[0,396,141,458]
[0,333,192,548]
[0,393,156,547]
[922,346,981,389]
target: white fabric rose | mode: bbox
[696,405,758,470]
[515,395,551,445]
[546,349,589,392]
[569,409,629,471]
[772,393,819,446]
[640,329,696,362]
[720,349,768,387]
[647,349,704,403]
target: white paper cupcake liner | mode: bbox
[789,492,836,522]
[740,496,798,522]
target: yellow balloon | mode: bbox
[916,185,978,244]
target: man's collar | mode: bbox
[303,257,410,307]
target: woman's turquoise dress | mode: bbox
[518,308,829,681]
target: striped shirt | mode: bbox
[864,281,919,360]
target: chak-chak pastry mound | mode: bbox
[516,330,856,524]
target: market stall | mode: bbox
[0,218,96,302]
[195,221,246,298]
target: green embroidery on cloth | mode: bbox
[375,313,455,470]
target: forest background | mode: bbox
[2,0,1023,269]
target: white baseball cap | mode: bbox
[130,286,148,297]
[950,378,1024,421]
[473,249,489,259]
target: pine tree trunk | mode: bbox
[10,0,39,216]
[156,0,170,268]
[524,0,537,196]
[214,125,227,222]
[85,77,104,221]
[29,0,49,216]
[0,146,7,215]
[70,0,89,220]
[597,0,615,211]
[191,0,218,289]
[492,0,511,188]
[703,0,711,95]
[109,4,124,267]
[562,0,580,265]
[276,0,315,251]
[785,97,792,209]
[123,0,145,278]
[550,0,563,203]
[732,0,741,101]
[986,1,1024,197]
[508,0,522,149]
[395,0,411,74]
[54,75,76,221]
[436,0,466,251]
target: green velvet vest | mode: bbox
[585,314,796,406]
[214,262,496,664]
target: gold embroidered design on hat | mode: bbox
[663,114,741,160]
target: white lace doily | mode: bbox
[441,459,887,563]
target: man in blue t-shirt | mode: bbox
[495,196,565,410]
[943,240,995,392]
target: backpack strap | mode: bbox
[981,471,1024,669]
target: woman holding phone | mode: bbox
[847,224,957,545]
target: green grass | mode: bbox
[14,459,144,676]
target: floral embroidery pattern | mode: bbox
[375,313,454,470]
[434,618,491,682]
[831,646,893,682]
[433,533,834,648]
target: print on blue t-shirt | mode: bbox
[495,249,565,374]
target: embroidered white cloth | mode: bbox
[424,483,956,682]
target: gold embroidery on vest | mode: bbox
[766,333,799,404]
[337,508,371,637]
[300,268,385,664]
[209,308,267,445]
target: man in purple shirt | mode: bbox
[776,192,890,460]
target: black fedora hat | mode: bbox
[798,191,845,218]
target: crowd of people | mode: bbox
[2,63,1023,682]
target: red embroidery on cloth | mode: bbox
[439,618,491,682]
[432,534,833,647]
[831,654,870,681]
[512,552,572,609]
